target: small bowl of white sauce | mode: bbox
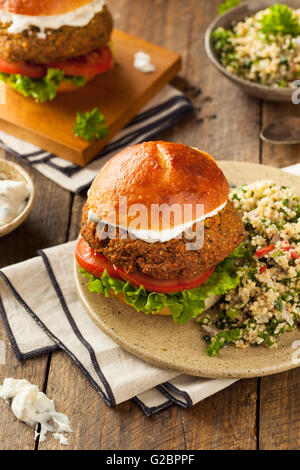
[0,160,35,238]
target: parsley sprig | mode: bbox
[259,4,300,38]
[218,0,240,15]
[73,108,109,141]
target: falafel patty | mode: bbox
[0,6,113,64]
[81,200,245,280]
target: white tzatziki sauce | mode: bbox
[0,0,106,37]
[87,201,228,243]
[0,179,30,227]
[0,378,72,444]
[134,52,156,73]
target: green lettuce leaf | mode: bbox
[0,68,86,102]
[79,243,244,324]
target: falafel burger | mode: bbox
[76,141,246,324]
[0,0,113,102]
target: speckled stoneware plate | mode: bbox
[74,162,300,379]
[0,160,35,238]
[205,0,300,102]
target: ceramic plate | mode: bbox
[74,162,300,379]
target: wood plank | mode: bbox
[0,30,181,166]
[0,338,49,450]
[182,379,257,450]
[39,351,186,450]
[259,370,300,450]
[0,154,72,450]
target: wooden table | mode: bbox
[0,0,300,451]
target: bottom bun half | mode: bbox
[113,291,222,317]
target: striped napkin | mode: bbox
[0,85,193,193]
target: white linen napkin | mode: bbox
[0,85,193,194]
[0,164,298,415]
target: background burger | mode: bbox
[76,141,246,324]
[0,0,113,102]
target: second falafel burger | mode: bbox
[76,141,246,324]
[0,0,113,101]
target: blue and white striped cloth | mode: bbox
[0,85,193,193]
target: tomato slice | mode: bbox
[76,238,121,280]
[113,264,216,293]
[50,46,113,77]
[76,238,216,293]
[0,56,46,78]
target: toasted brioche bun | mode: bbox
[0,0,93,15]
[88,141,230,230]
[113,291,221,317]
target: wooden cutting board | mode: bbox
[0,30,181,166]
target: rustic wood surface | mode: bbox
[0,0,299,450]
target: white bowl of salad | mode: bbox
[205,0,300,101]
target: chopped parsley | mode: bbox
[73,108,109,141]
[206,328,242,357]
[274,298,283,313]
[259,4,300,38]
[218,0,241,15]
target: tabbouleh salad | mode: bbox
[199,180,300,356]
[212,3,300,88]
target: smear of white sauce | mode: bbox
[88,200,227,243]
[134,52,156,73]
[53,432,70,446]
[0,378,72,444]
[0,180,30,227]
[0,0,106,36]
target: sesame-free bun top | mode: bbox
[0,0,93,15]
[88,141,230,231]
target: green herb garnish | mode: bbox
[73,108,109,141]
[226,308,241,320]
[212,27,234,52]
[274,298,283,313]
[218,0,240,15]
[259,4,300,38]
[206,328,242,357]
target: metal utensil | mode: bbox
[260,117,300,145]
